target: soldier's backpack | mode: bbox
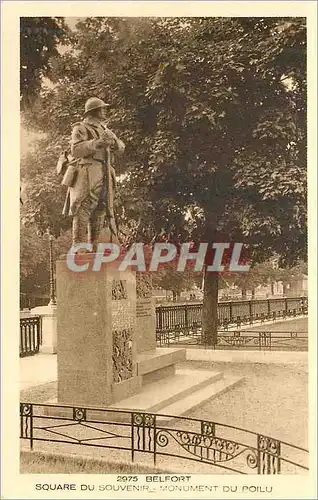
[56,123,97,187]
[56,152,79,188]
[56,150,72,177]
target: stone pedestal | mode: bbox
[47,257,241,419]
[136,273,157,353]
[56,254,141,407]
[135,273,185,384]
[31,304,57,354]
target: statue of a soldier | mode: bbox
[62,97,125,247]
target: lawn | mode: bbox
[21,451,168,474]
[245,317,308,333]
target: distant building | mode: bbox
[287,274,308,297]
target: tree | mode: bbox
[21,17,306,342]
[20,220,72,307]
[152,261,198,301]
[223,259,279,298]
[277,260,307,295]
[20,17,68,110]
[21,137,71,237]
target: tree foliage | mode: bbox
[20,17,68,110]
[21,17,307,331]
[22,17,306,259]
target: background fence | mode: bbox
[156,297,307,335]
[157,329,308,350]
[20,402,308,475]
[20,316,42,357]
[19,298,307,356]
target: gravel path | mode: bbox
[183,361,308,448]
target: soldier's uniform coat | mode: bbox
[62,116,125,217]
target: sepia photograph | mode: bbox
[1,1,317,498]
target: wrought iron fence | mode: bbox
[157,327,308,350]
[156,297,307,337]
[20,316,42,357]
[215,330,308,350]
[20,402,308,475]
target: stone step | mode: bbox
[156,375,243,423]
[42,370,243,424]
[110,368,224,413]
[136,347,186,376]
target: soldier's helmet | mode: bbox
[84,97,109,116]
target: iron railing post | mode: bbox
[30,404,34,450]
[229,301,233,323]
[18,403,307,474]
[184,304,189,333]
[131,412,135,462]
[267,299,271,319]
[284,297,288,316]
[48,234,57,306]
[153,414,157,465]
[158,307,163,331]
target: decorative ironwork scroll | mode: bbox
[155,429,258,471]
[20,403,32,439]
[132,413,156,456]
[19,403,308,475]
[201,420,215,436]
[257,435,281,474]
[73,407,86,422]
[217,335,261,348]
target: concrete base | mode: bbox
[143,364,175,385]
[44,367,243,422]
[136,347,186,384]
[56,348,186,407]
[157,373,242,422]
[111,376,142,403]
[110,368,243,418]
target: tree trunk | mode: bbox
[172,290,177,302]
[251,288,255,299]
[241,288,247,299]
[271,282,275,296]
[282,283,287,295]
[202,270,219,346]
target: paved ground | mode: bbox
[20,353,57,391]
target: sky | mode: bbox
[65,17,80,30]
